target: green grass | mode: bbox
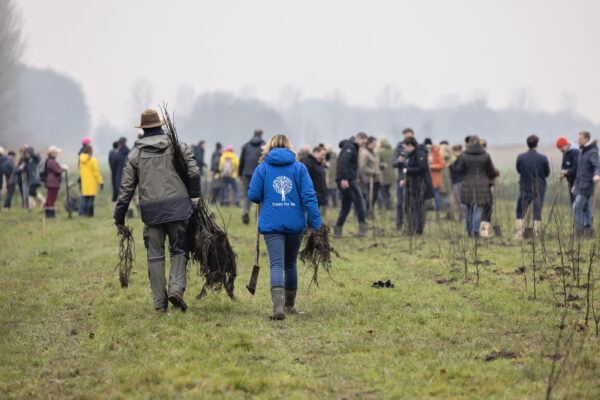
[1,186,600,399]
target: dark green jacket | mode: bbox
[114,133,200,225]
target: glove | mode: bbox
[100,183,104,190]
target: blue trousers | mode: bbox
[263,233,302,289]
[466,205,482,234]
[433,188,441,212]
[79,195,95,217]
[573,194,593,231]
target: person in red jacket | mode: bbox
[43,146,66,218]
[424,138,446,221]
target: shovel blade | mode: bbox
[246,264,260,295]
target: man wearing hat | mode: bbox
[114,109,201,313]
[44,146,67,218]
[556,136,580,204]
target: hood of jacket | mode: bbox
[249,136,264,146]
[79,153,91,165]
[379,139,392,149]
[568,142,579,153]
[135,134,169,154]
[465,143,485,155]
[266,148,295,166]
[339,137,357,150]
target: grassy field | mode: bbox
[1,182,600,399]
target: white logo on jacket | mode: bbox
[273,176,293,201]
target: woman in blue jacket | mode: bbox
[248,134,322,320]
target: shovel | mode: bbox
[246,204,261,295]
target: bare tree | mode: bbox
[0,0,23,143]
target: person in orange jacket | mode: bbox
[424,138,446,221]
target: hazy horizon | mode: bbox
[16,0,600,133]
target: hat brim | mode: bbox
[135,120,166,129]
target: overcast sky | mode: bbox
[17,0,600,129]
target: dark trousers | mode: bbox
[221,176,239,205]
[210,177,222,205]
[242,176,252,213]
[80,195,95,217]
[568,183,576,205]
[4,183,17,208]
[396,184,403,228]
[336,180,365,226]
[404,193,425,235]
[378,184,392,210]
[481,187,493,223]
[364,181,380,211]
[516,190,545,221]
[328,188,338,208]
[111,173,119,202]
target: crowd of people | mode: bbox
[2,107,600,317]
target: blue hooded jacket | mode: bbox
[248,148,322,234]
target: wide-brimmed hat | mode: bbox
[48,145,62,154]
[135,109,165,129]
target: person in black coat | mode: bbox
[239,129,265,223]
[301,146,328,217]
[556,137,579,204]
[392,128,415,230]
[2,151,16,208]
[334,132,368,237]
[515,135,550,238]
[454,137,497,236]
[192,140,206,194]
[400,136,434,236]
[114,137,130,194]
[108,141,120,205]
[573,131,600,235]
[210,142,223,206]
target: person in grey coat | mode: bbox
[238,129,265,224]
[114,109,200,313]
[573,131,600,236]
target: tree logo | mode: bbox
[273,176,293,201]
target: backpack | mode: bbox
[36,159,48,182]
[221,157,234,177]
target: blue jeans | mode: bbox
[263,233,303,289]
[220,176,239,205]
[516,190,545,221]
[466,205,481,234]
[573,194,592,231]
[80,195,95,217]
[433,188,441,212]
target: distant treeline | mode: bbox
[4,66,599,162]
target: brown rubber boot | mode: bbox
[284,289,297,314]
[271,286,285,320]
